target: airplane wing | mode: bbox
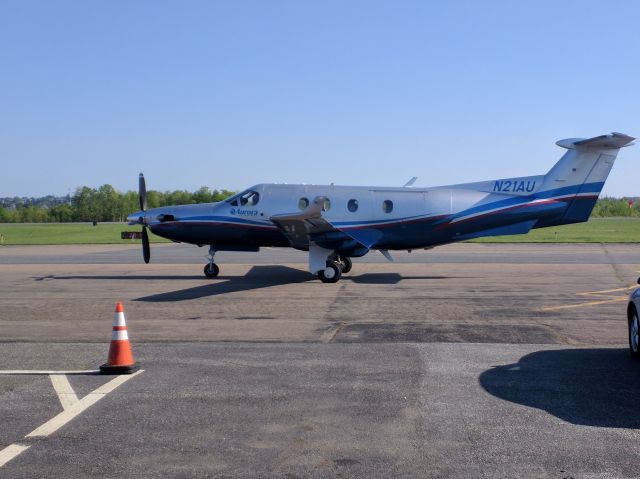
[269,196,339,250]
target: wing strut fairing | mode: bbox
[270,196,370,254]
[270,196,371,274]
[269,196,336,250]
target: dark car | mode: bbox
[628,281,640,359]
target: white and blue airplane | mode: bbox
[128,132,634,283]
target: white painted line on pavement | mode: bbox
[0,444,30,468]
[49,375,79,410]
[27,370,143,438]
[0,370,99,375]
[0,370,144,469]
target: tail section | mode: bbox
[540,132,634,224]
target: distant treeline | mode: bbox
[0,185,235,223]
[592,197,640,217]
[0,188,638,223]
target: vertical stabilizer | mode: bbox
[541,133,634,223]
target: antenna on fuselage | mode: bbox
[380,250,394,262]
[403,177,418,187]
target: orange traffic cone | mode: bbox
[100,302,138,374]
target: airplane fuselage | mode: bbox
[139,177,598,252]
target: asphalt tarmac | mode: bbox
[1,243,639,478]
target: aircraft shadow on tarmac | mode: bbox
[479,348,640,428]
[131,267,461,301]
[347,273,452,284]
[33,275,207,281]
[135,266,314,301]
[41,267,462,301]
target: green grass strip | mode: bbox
[0,223,170,245]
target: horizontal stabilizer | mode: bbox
[556,132,635,150]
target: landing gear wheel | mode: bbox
[340,257,352,274]
[203,263,220,278]
[318,261,342,283]
[630,310,640,359]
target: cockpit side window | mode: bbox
[241,191,259,206]
[226,190,260,207]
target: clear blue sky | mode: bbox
[1,0,638,197]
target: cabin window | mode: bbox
[382,200,393,213]
[322,198,331,211]
[347,199,359,212]
[298,197,309,210]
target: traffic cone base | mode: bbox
[100,302,138,375]
[100,362,139,374]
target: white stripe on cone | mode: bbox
[112,312,126,327]
[111,330,129,341]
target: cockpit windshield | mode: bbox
[226,190,260,207]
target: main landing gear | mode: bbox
[318,255,352,283]
[203,246,220,278]
[338,256,352,274]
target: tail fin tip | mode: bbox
[557,132,635,150]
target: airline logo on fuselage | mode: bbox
[493,180,536,193]
[230,208,259,216]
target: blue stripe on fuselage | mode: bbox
[153,181,604,231]
[333,182,604,230]
[148,182,604,249]
[444,181,603,223]
[178,215,275,227]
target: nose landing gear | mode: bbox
[204,263,219,278]
[203,247,219,278]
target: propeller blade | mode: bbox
[139,173,147,211]
[142,226,150,264]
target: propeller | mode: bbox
[139,173,147,211]
[138,173,150,264]
[142,224,150,264]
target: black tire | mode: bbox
[340,257,352,274]
[629,308,640,360]
[318,261,342,283]
[203,263,220,278]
